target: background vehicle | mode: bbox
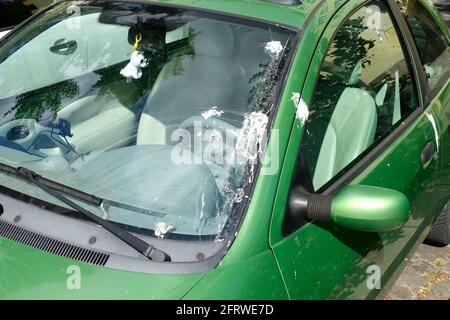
[0,0,448,300]
[0,0,52,38]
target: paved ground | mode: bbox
[386,244,450,300]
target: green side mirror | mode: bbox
[330,185,410,232]
[288,185,410,233]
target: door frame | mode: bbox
[269,0,432,244]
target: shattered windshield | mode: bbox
[0,1,295,239]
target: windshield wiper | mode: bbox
[2,165,171,262]
[0,163,166,219]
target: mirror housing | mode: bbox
[288,185,410,232]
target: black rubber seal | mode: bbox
[307,194,332,221]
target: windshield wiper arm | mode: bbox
[0,163,166,219]
[12,166,171,262]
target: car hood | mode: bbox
[0,237,204,299]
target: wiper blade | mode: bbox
[0,163,166,219]
[10,166,171,262]
[0,162,102,205]
[0,163,166,218]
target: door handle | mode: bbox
[49,39,77,55]
[421,141,436,165]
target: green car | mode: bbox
[0,0,448,300]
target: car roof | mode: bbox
[145,0,326,29]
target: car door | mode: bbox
[397,0,450,222]
[269,0,444,299]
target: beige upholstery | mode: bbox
[137,19,246,146]
[58,95,136,154]
[313,88,378,189]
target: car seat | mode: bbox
[136,18,246,145]
[312,61,378,189]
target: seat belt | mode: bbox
[375,83,388,107]
[392,70,401,125]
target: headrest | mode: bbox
[348,60,362,86]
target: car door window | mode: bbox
[397,0,450,89]
[302,0,418,191]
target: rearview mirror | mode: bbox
[288,185,410,232]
